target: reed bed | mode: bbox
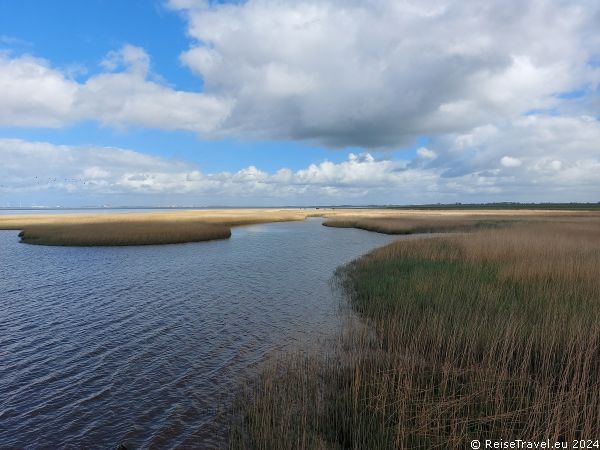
[1,209,311,246]
[0,209,312,229]
[230,219,600,449]
[2,208,592,246]
[18,220,232,246]
[1,207,587,230]
[322,216,514,234]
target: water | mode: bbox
[0,219,396,449]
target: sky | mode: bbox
[0,0,599,207]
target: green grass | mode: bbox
[230,220,600,449]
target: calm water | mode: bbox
[0,219,396,449]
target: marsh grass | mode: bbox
[18,221,232,246]
[3,209,311,246]
[322,216,517,234]
[2,208,593,246]
[230,219,600,449]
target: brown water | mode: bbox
[0,218,396,449]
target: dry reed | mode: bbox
[2,208,594,246]
[230,218,600,449]
[17,220,232,246]
[322,216,513,234]
[3,209,311,246]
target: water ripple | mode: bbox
[0,220,397,448]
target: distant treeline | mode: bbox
[380,202,600,211]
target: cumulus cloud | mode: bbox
[2,0,599,148]
[1,1,599,203]
[417,148,438,161]
[425,114,600,197]
[0,139,415,201]
[2,123,599,206]
[0,54,78,127]
[500,156,522,168]
[0,46,232,132]
[432,115,600,172]
[169,0,600,147]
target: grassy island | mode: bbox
[17,221,232,246]
[0,209,311,246]
[322,216,514,234]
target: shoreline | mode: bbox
[0,209,312,246]
[230,215,600,449]
[1,208,596,246]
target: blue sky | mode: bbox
[0,0,599,206]
[0,1,197,88]
[0,0,406,173]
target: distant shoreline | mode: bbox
[1,208,598,246]
[2,202,599,213]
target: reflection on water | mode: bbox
[0,219,395,448]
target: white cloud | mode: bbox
[0,1,599,203]
[417,148,437,160]
[0,139,414,200]
[1,0,598,148]
[425,115,600,198]
[0,54,78,127]
[100,44,150,74]
[435,115,600,172]
[169,0,600,147]
[0,46,232,132]
[2,123,599,205]
[500,156,522,168]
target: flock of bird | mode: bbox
[0,176,96,190]
[32,176,89,185]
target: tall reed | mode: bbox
[9,210,310,246]
[18,221,231,246]
[231,219,600,449]
[322,216,515,234]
